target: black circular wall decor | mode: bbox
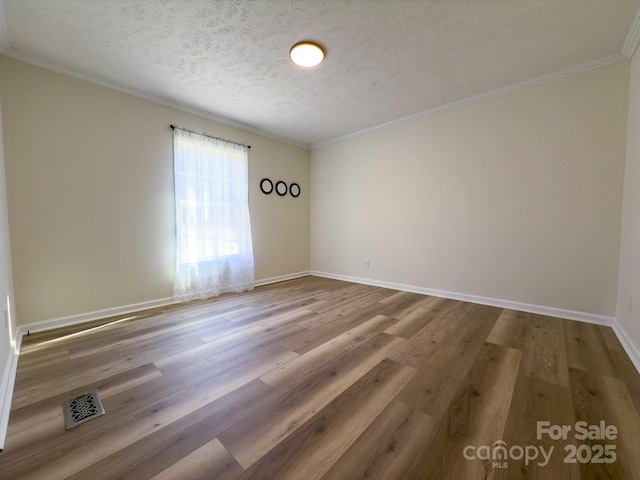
[275,181,288,196]
[260,178,273,194]
[290,183,301,198]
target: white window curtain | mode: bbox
[172,128,254,301]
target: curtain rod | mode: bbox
[170,124,251,149]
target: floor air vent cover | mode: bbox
[62,389,106,429]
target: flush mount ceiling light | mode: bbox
[289,41,325,68]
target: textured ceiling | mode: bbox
[1,0,639,147]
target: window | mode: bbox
[172,127,254,300]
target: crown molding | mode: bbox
[0,51,311,150]
[311,53,627,150]
[1,7,635,154]
[623,6,640,58]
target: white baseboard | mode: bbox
[18,297,176,336]
[0,331,22,450]
[17,271,312,336]
[612,320,640,375]
[310,270,615,326]
[254,271,311,287]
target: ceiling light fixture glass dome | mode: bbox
[289,41,325,68]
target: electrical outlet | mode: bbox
[364,258,370,268]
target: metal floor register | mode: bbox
[62,389,106,429]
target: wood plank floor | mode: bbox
[1,276,640,479]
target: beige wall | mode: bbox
[616,49,640,352]
[311,62,629,317]
[0,57,310,326]
[0,55,632,325]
